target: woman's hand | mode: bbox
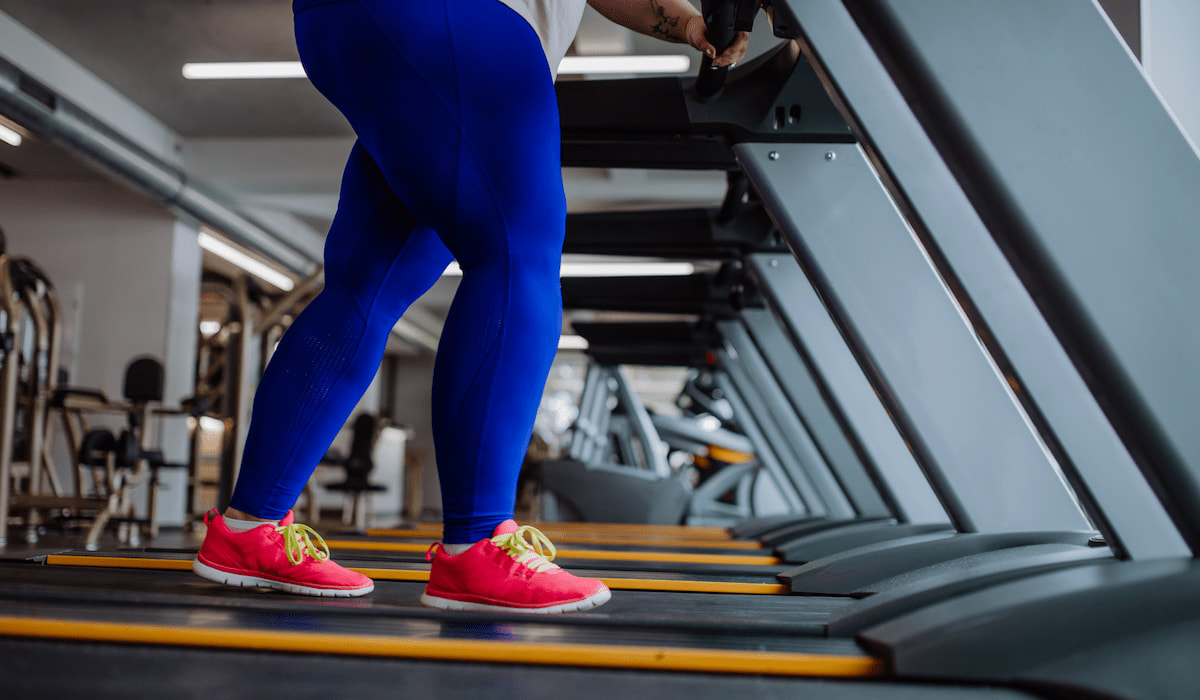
[684,14,750,69]
[586,0,751,68]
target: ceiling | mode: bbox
[0,1,780,351]
[0,0,780,137]
[0,0,347,138]
[0,0,765,218]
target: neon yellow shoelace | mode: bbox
[276,522,331,565]
[491,525,561,573]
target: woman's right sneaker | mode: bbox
[193,509,375,597]
[421,520,611,614]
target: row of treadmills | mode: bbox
[2,1,1199,698]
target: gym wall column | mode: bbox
[1141,0,1200,144]
[389,355,440,520]
[0,179,198,521]
[160,220,202,526]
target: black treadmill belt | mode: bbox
[0,596,859,655]
[142,544,787,578]
[322,533,774,556]
[0,638,1040,700]
[0,564,848,636]
[354,553,785,578]
[0,559,1034,697]
[49,550,788,589]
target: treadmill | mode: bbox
[1,1,1197,698]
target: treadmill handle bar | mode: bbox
[695,0,759,100]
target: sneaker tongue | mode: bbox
[492,519,520,537]
[278,511,296,527]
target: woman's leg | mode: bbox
[229,142,452,518]
[198,0,607,610]
[294,0,568,544]
[193,142,449,597]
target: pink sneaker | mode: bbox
[192,510,374,597]
[421,520,611,614]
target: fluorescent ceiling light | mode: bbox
[183,62,307,80]
[559,55,691,75]
[198,230,296,292]
[558,335,589,351]
[442,261,695,278]
[182,55,691,81]
[562,261,695,277]
[0,123,21,147]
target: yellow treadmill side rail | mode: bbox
[0,616,883,678]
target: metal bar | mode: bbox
[746,252,946,525]
[583,366,613,464]
[0,258,19,545]
[611,366,671,477]
[713,363,811,515]
[254,270,324,331]
[738,307,893,520]
[737,142,1088,533]
[719,319,855,519]
[18,269,49,498]
[569,364,605,461]
[584,368,617,465]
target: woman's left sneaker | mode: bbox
[421,520,611,614]
[193,509,375,597]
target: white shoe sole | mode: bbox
[419,587,611,614]
[192,559,374,598]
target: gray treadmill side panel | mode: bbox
[712,367,809,514]
[737,308,891,519]
[719,319,856,519]
[778,0,1188,559]
[854,0,1200,551]
[737,142,1088,533]
[747,253,945,525]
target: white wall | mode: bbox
[1142,0,1200,144]
[389,355,441,520]
[160,220,203,524]
[308,370,406,522]
[0,178,200,524]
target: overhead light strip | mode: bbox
[0,123,21,147]
[181,55,690,80]
[559,55,690,75]
[182,62,307,80]
[198,230,297,292]
[558,335,589,351]
[561,261,696,277]
[441,261,696,278]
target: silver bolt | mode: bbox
[825,151,836,161]
[769,259,779,268]
[768,151,780,161]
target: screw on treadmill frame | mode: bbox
[825,151,837,161]
[768,151,780,161]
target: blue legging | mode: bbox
[228,0,565,543]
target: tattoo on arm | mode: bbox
[649,0,686,42]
